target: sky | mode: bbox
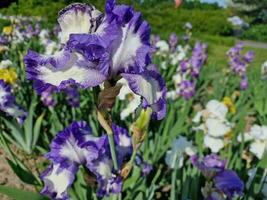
[200,0,227,7]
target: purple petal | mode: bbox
[112,124,133,166]
[24,49,107,94]
[46,121,98,168]
[0,80,27,123]
[107,6,151,75]
[214,170,244,198]
[122,69,166,120]
[191,154,226,179]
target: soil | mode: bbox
[0,148,39,200]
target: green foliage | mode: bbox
[0,185,48,200]
[242,24,267,42]
[0,0,233,37]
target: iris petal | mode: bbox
[58,3,103,44]
[24,49,107,94]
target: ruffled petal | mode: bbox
[122,70,166,120]
[40,164,78,200]
[58,3,103,44]
[24,49,107,94]
[46,121,99,168]
[204,135,224,153]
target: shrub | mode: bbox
[242,24,267,42]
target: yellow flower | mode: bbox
[0,68,17,84]
[2,26,13,35]
[223,97,236,114]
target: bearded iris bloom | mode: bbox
[0,80,27,123]
[41,121,132,199]
[24,0,166,119]
[192,154,244,200]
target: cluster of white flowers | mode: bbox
[193,100,234,153]
[238,125,267,159]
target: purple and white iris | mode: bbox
[0,80,27,123]
[41,121,132,199]
[168,42,207,100]
[191,154,244,199]
[227,43,254,90]
[24,0,166,120]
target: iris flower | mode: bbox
[41,121,132,199]
[0,80,27,123]
[24,0,166,119]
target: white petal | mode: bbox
[111,25,143,75]
[58,4,102,43]
[43,164,74,199]
[206,118,231,137]
[204,135,224,153]
[250,141,267,159]
[206,100,228,120]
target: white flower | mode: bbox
[193,99,233,153]
[155,40,169,53]
[165,136,196,169]
[0,59,12,69]
[193,100,228,123]
[238,125,267,159]
[204,135,224,153]
[206,118,231,137]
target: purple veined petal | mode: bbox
[112,124,133,166]
[191,154,226,179]
[24,49,107,94]
[97,172,123,197]
[109,10,151,76]
[122,69,167,120]
[0,80,27,123]
[46,121,99,168]
[40,164,78,200]
[214,170,244,198]
[105,0,134,25]
[58,3,104,44]
[0,80,14,107]
[67,17,120,76]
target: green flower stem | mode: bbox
[108,133,119,171]
[129,148,138,164]
[171,168,177,200]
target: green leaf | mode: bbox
[258,153,267,169]
[2,119,26,150]
[32,112,45,148]
[0,185,48,200]
[24,98,37,152]
[6,159,38,185]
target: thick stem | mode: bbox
[108,134,119,171]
